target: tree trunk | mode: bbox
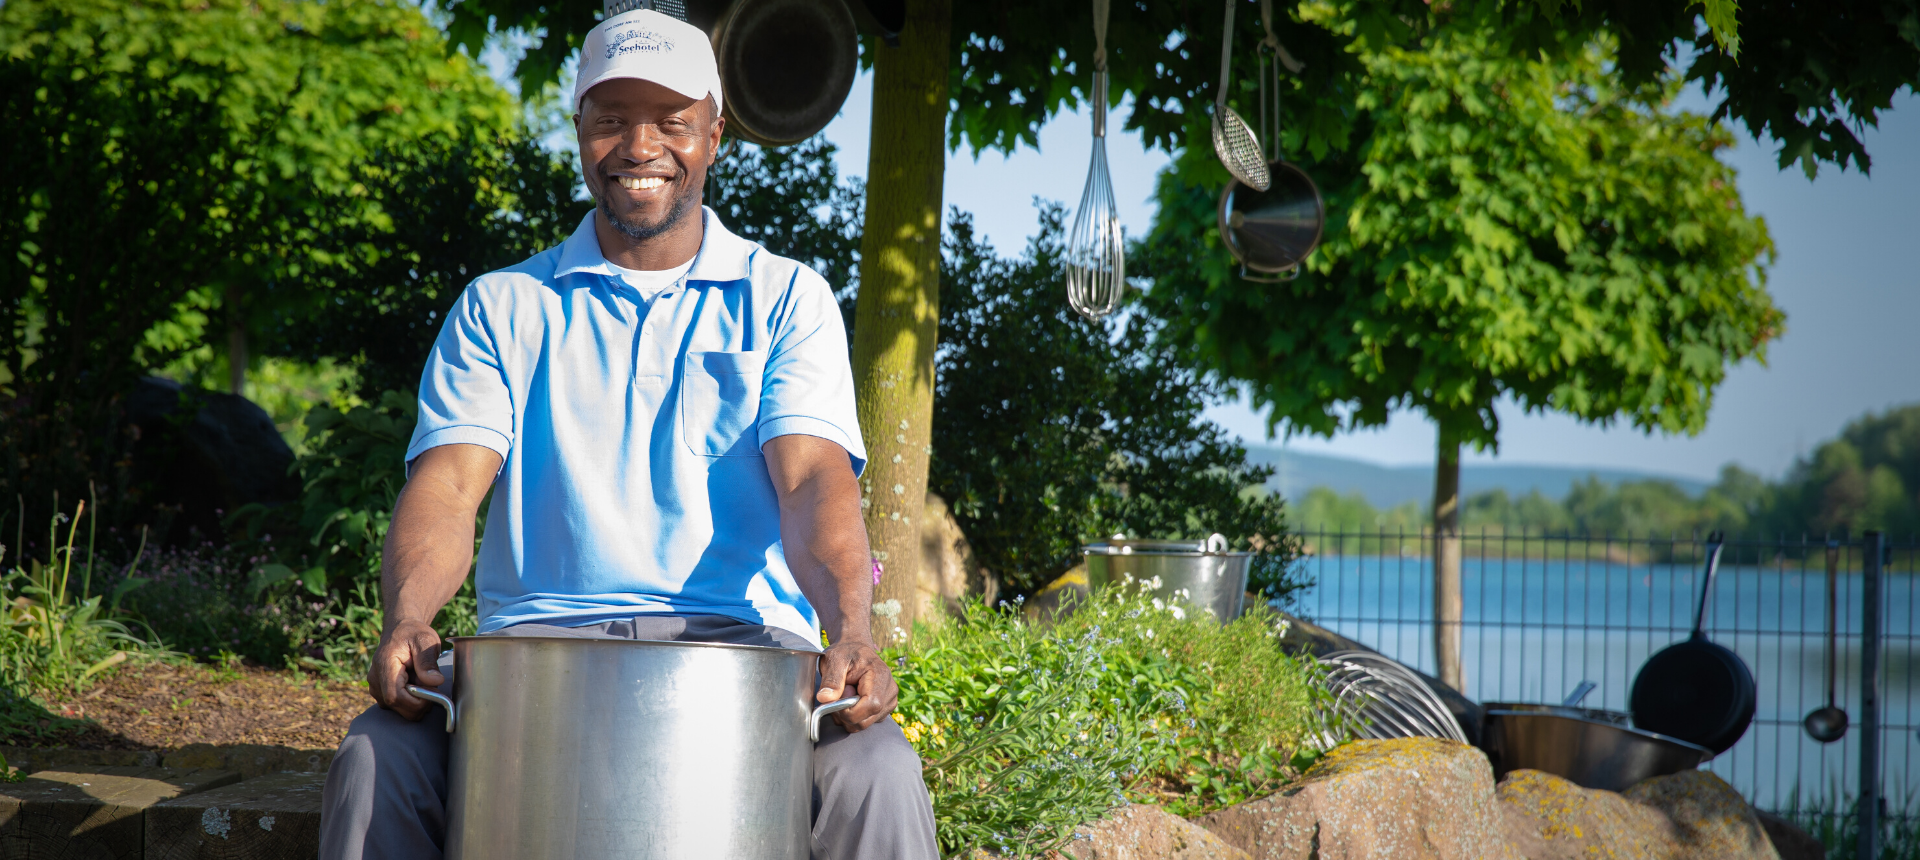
[226,282,247,395]
[1432,428,1464,691]
[850,0,952,647]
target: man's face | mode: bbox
[575,78,724,242]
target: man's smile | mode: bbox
[614,175,668,191]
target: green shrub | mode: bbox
[0,500,162,693]
[891,584,1333,858]
[233,391,481,678]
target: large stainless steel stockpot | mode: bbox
[1083,533,1254,621]
[406,636,856,860]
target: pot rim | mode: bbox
[1484,708,1714,756]
[446,635,824,658]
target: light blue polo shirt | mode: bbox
[406,208,867,643]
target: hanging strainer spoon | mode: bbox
[1211,0,1269,192]
[1065,0,1125,320]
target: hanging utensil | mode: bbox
[1218,0,1322,278]
[1211,0,1269,192]
[1629,533,1757,755]
[1065,0,1125,321]
[1804,540,1850,743]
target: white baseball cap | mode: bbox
[573,9,723,116]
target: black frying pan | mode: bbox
[1629,534,1756,755]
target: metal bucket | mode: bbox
[1082,534,1254,620]
[406,637,856,860]
[1480,702,1711,793]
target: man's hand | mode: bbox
[763,434,892,731]
[369,618,448,721]
[369,443,501,720]
[816,640,898,731]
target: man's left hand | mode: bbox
[816,639,897,732]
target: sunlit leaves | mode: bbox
[1139,33,1779,452]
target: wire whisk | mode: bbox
[1065,0,1125,320]
[1320,650,1469,744]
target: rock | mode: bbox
[1495,768,1783,860]
[125,376,297,540]
[1272,612,1483,745]
[1496,768,1678,859]
[1753,811,1824,860]
[1023,565,1092,624]
[146,772,326,860]
[917,492,997,628]
[0,766,240,859]
[1061,803,1251,860]
[1624,770,1781,860]
[1198,738,1522,860]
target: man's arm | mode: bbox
[762,434,896,732]
[368,443,503,720]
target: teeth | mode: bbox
[616,176,665,190]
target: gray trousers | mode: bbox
[318,615,939,860]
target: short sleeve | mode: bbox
[756,268,868,476]
[406,284,516,468]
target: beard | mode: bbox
[599,170,699,242]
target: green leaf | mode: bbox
[301,567,330,597]
[247,563,298,597]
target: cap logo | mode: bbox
[605,27,675,59]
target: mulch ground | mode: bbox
[17,662,370,750]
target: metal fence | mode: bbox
[1288,529,1919,854]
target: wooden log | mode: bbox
[0,747,160,774]
[160,746,333,781]
[146,772,326,860]
[0,766,240,860]
[0,746,334,781]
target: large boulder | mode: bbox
[1061,804,1251,860]
[125,376,297,539]
[1198,738,1523,860]
[916,492,997,627]
[1496,768,1785,860]
[1624,771,1784,860]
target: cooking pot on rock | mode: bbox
[1083,533,1254,621]
[407,637,857,860]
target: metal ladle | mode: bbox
[1804,540,1849,743]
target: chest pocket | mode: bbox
[681,351,767,457]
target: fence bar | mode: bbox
[1859,530,1884,860]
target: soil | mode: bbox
[16,661,369,750]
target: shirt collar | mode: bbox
[553,207,756,284]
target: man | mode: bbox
[316,9,939,860]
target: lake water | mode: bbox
[1290,552,1920,812]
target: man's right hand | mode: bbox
[369,618,447,721]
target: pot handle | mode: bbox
[810,696,862,743]
[406,685,456,734]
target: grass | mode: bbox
[0,495,165,694]
[1779,787,1920,860]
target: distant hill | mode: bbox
[1243,448,1711,510]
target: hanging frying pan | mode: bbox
[1628,534,1757,755]
[706,0,860,147]
[1218,161,1324,275]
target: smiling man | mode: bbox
[314,10,938,860]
